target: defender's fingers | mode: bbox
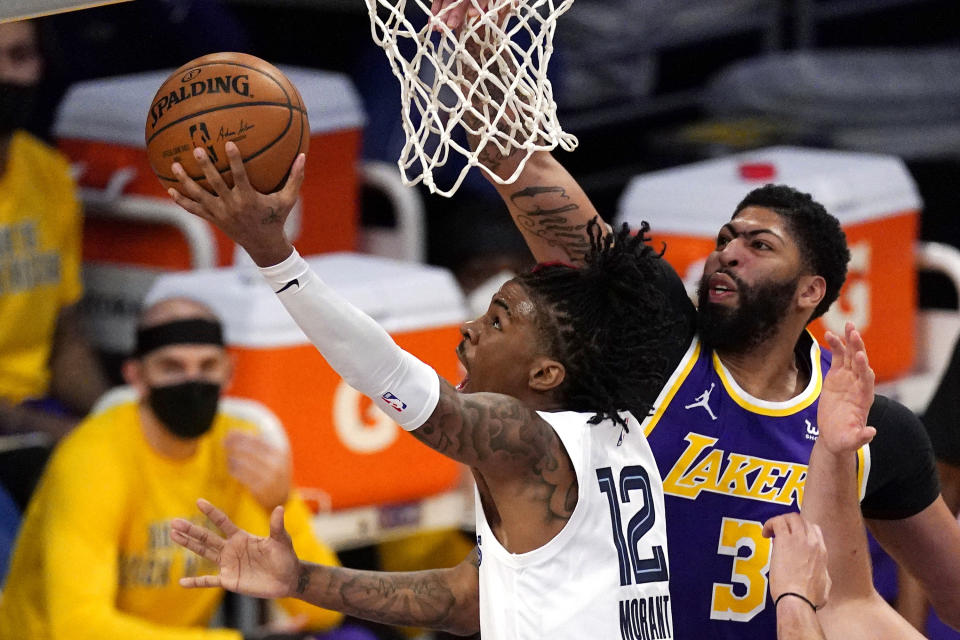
[435,0,467,28]
[223,142,253,192]
[824,331,854,370]
[823,330,844,357]
[197,498,240,537]
[180,574,223,589]
[853,350,875,384]
[193,147,231,197]
[849,329,870,365]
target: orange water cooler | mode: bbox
[53,67,365,354]
[144,253,470,546]
[616,146,921,382]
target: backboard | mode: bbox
[1,0,133,23]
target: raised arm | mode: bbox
[433,1,602,265]
[802,323,924,639]
[172,499,480,636]
[167,145,572,499]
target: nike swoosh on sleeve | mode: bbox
[275,278,299,294]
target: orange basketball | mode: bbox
[145,52,309,194]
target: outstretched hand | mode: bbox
[817,322,876,456]
[171,498,300,599]
[167,141,304,267]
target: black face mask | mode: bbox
[0,81,38,136]
[147,381,221,440]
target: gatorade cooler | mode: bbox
[616,146,921,382]
[54,66,365,268]
[144,253,468,511]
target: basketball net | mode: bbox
[365,0,578,197]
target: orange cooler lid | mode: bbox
[616,146,921,232]
[142,252,467,346]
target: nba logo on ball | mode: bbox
[145,52,309,194]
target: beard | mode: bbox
[696,270,799,353]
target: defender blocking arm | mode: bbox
[802,323,924,639]
[435,1,603,265]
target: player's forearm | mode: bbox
[458,32,602,266]
[290,561,479,635]
[802,442,875,600]
[776,597,825,640]
[259,250,440,432]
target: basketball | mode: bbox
[145,52,309,194]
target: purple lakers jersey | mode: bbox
[644,333,869,639]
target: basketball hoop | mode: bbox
[365,0,578,197]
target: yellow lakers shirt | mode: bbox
[0,400,343,639]
[0,130,83,404]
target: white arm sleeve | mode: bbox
[259,249,441,431]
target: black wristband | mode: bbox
[775,591,820,612]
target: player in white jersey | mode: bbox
[163,143,690,638]
[477,410,672,639]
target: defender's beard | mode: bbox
[696,271,799,353]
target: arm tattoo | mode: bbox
[296,564,310,595]
[337,572,457,628]
[510,186,592,262]
[293,563,471,632]
[415,383,577,523]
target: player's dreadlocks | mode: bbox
[516,219,687,429]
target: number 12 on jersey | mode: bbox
[597,466,669,586]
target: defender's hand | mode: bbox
[431,0,483,30]
[171,498,300,599]
[818,322,876,456]
[167,141,304,267]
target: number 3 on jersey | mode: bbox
[711,517,772,621]
[596,466,669,586]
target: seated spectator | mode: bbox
[0,297,349,639]
[0,18,109,509]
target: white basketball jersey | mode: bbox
[475,410,674,640]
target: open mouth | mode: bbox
[455,342,470,392]
[707,273,737,302]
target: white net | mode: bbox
[365,0,578,197]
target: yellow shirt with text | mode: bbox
[0,130,83,403]
[0,400,343,639]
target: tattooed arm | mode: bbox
[455,22,603,265]
[295,547,481,635]
[172,500,481,636]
